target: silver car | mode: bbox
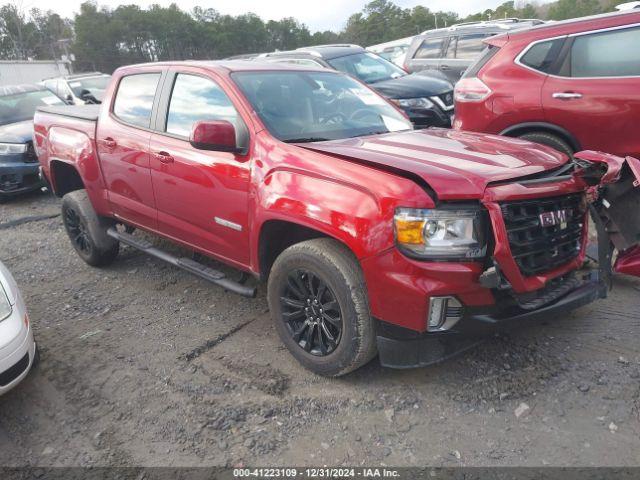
[0,260,37,395]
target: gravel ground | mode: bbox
[0,191,639,467]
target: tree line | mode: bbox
[0,0,624,73]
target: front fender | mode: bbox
[253,168,394,261]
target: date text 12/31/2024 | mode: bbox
[233,468,400,478]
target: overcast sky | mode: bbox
[12,0,551,31]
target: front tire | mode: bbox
[61,190,119,267]
[267,238,377,377]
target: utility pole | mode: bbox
[434,13,438,29]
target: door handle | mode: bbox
[552,92,583,100]
[153,151,174,164]
[102,137,117,149]
[440,64,450,71]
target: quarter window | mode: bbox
[166,74,242,138]
[414,38,444,59]
[520,39,564,73]
[113,73,161,128]
[570,26,640,77]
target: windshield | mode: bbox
[69,76,110,98]
[0,90,64,126]
[327,52,406,84]
[232,71,412,143]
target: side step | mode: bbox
[107,228,257,298]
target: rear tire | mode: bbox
[517,131,574,158]
[267,238,377,377]
[61,190,119,267]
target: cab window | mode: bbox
[165,73,247,146]
[113,73,161,128]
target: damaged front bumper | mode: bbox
[376,269,604,369]
[376,151,640,369]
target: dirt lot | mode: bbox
[0,191,639,468]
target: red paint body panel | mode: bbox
[454,11,640,158]
[34,60,640,335]
[615,246,640,277]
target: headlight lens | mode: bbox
[0,143,27,155]
[0,283,12,321]
[394,207,487,260]
[392,97,435,109]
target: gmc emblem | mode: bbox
[539,209,570,227]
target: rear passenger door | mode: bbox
[407,36,446,74]
[542,25,640,157]
[441,33,492,84]
[97,69,163,230]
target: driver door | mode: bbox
[149,68,252,268]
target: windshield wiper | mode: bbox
[284,137,331,143]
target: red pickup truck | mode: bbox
[33,61,640,376]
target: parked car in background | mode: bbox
[0,260,37,395]
[616,1,640,10]
[259,45,454,128]
[34,61,640,376]
[367,36,415,67]
[42,72,111,105]
[0,84,64,200]
[404,18,544,84]
[453,10,640,158]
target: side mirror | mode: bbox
[189,120,240,153]
[65,94,74,105]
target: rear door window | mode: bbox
[414,38,444,59]
[113,73,161,128]
[569,26,640,77]
[454,34,491,59]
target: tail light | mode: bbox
[454,77,492,103]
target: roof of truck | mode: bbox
[116,59,330,74]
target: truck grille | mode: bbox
[500,194,586,277]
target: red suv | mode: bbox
[453,10,640,158]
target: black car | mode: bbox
[259,44,454,129]
[0,84,64,200]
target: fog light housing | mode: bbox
[428,296,463,331]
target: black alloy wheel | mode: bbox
[64,206,93,256]
[279,269,343,356]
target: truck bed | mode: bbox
[36,104,100,122]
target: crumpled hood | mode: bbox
[0,120,33,144]
[370,73,452,99]
[300,128,569,200]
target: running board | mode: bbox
[106,228,257,298]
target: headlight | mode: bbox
[0,143,27,155]
[392,98,435,109]
[394,207,488,260]
[0,283,12,321]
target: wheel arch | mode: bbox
[500,122,581,152]
[257,219,352,282]
[49,159,85,197]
